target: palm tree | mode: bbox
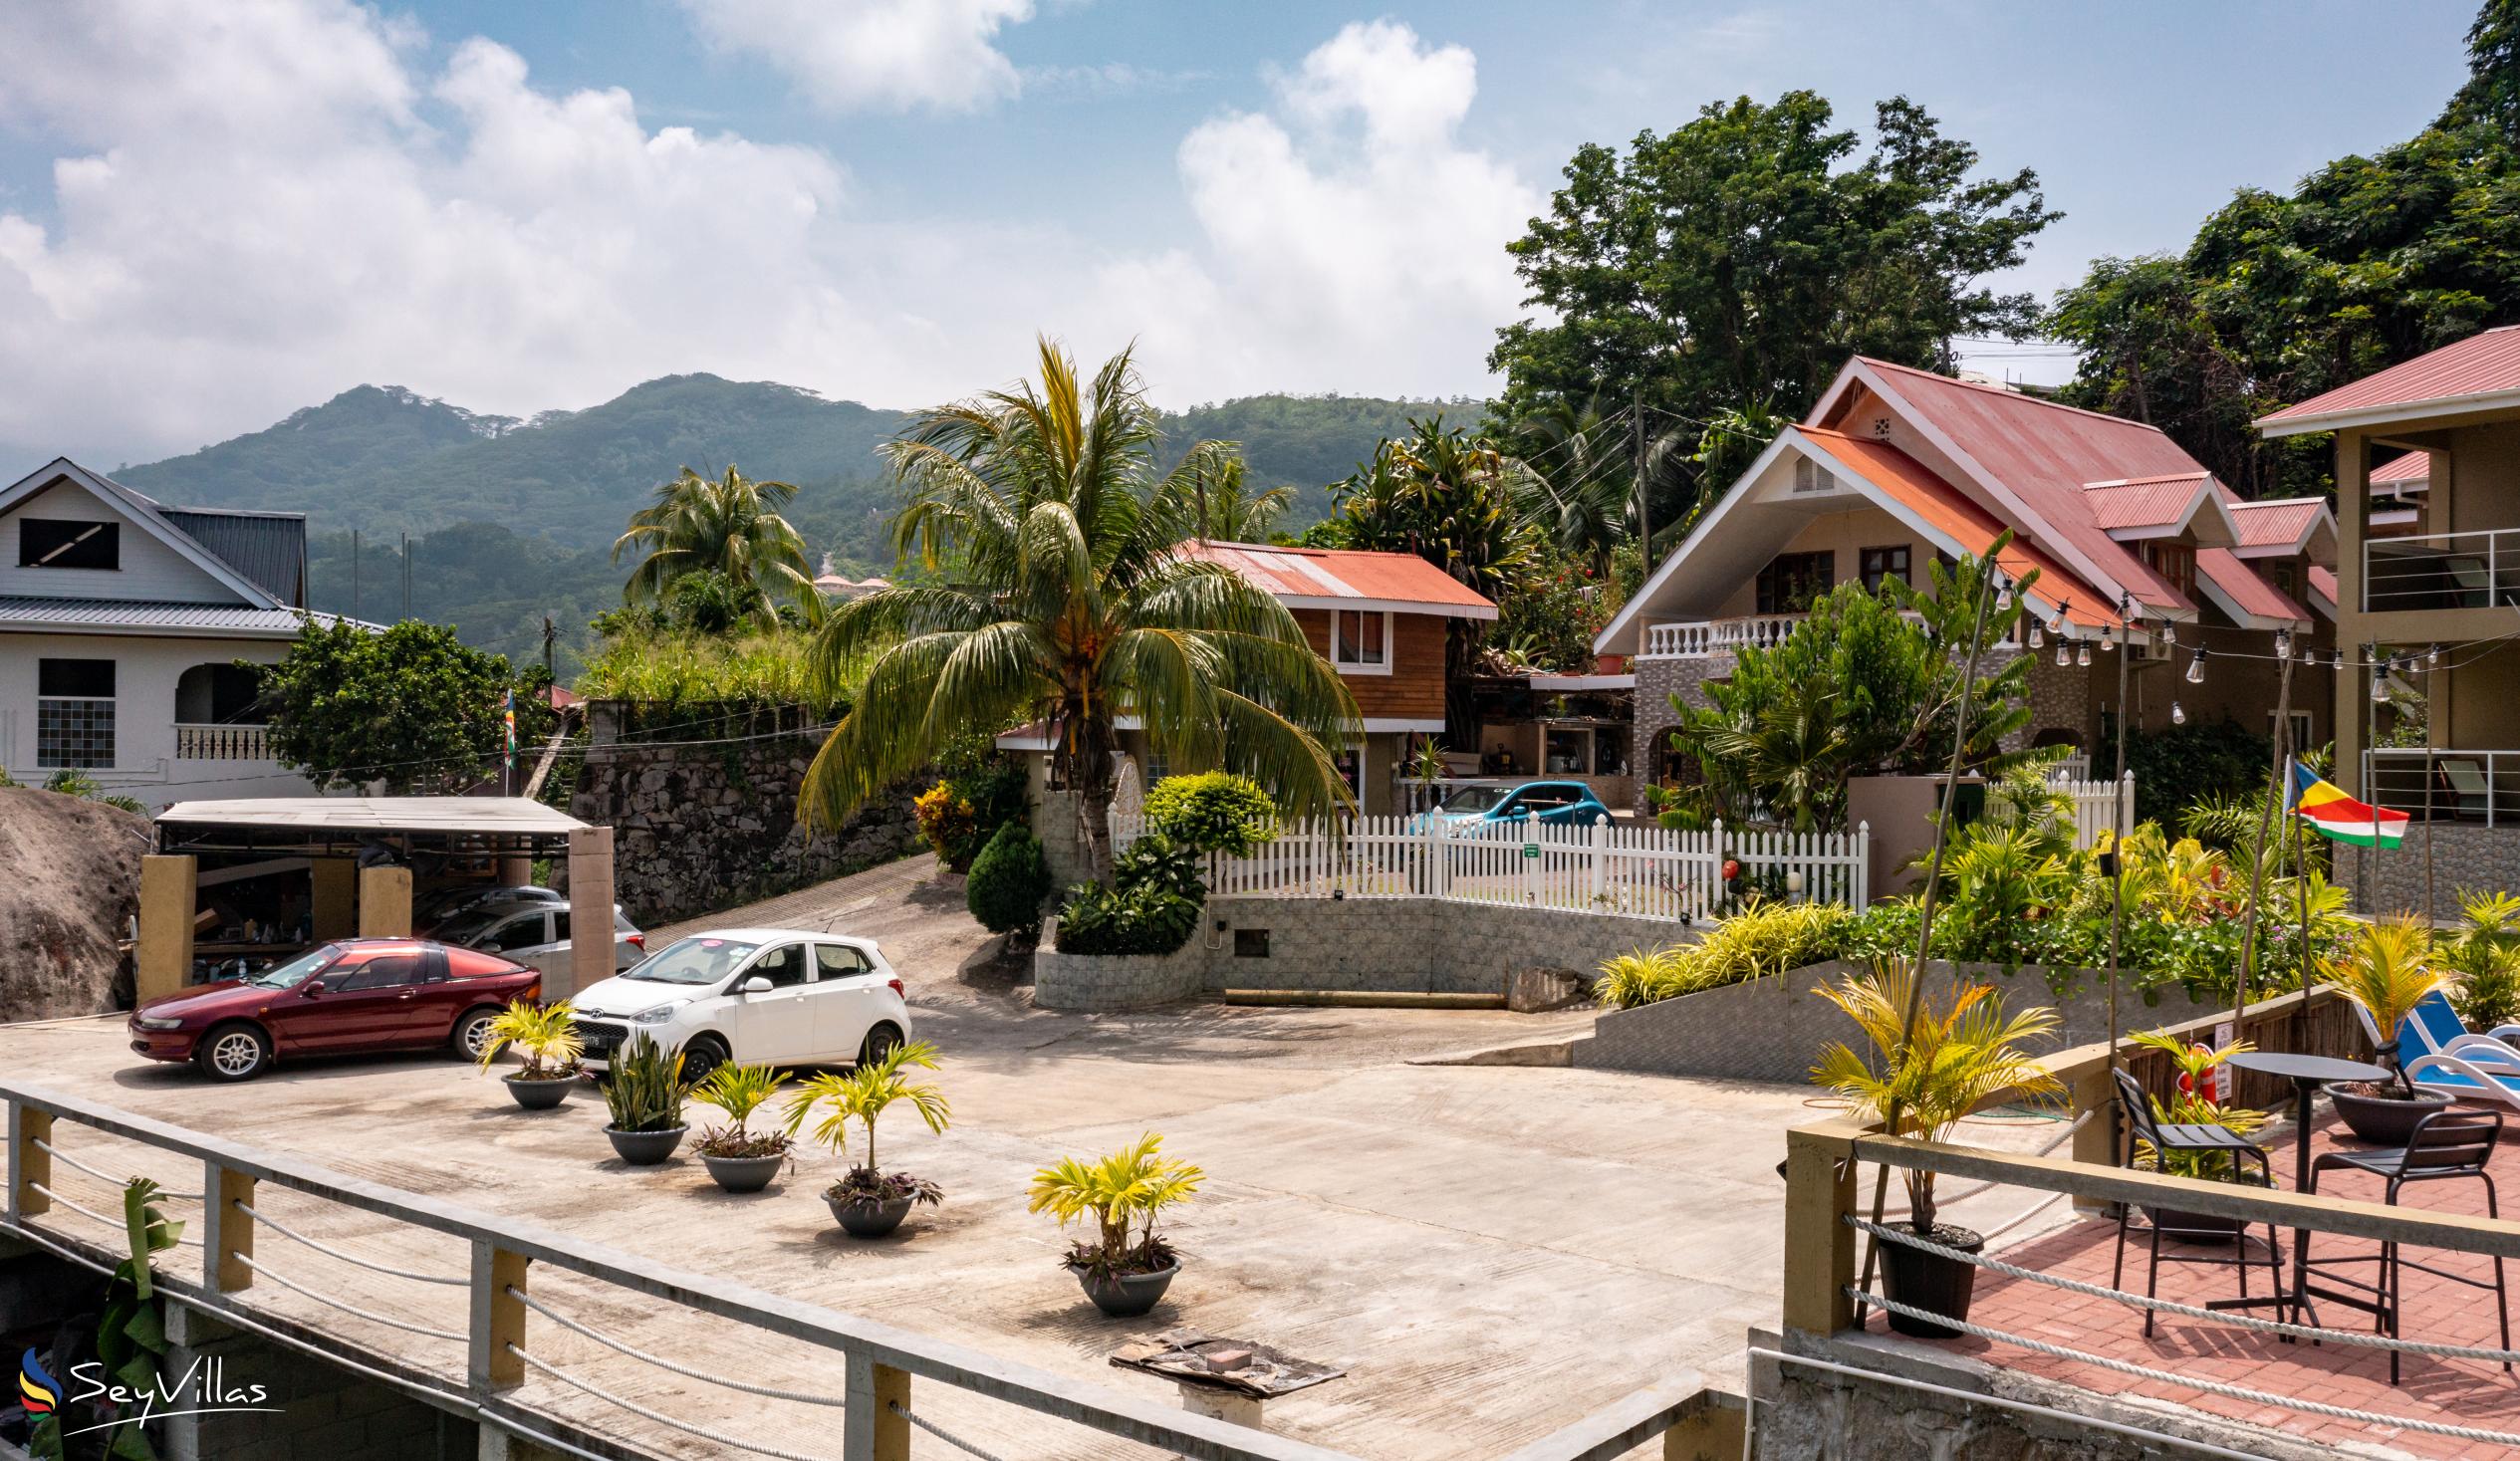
[1181,447,1295,542]
[801,339,1360,880]
[613,465,819,631]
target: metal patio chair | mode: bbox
[2302,1105,2509,1384]
[2111,1068,2286,1337]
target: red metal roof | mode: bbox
[2081,473,2207,531]
[2195,548,2308,625]
[2308,565,2339,607]
[2370,449,2429,485]
[2227,498,2325,551]
[2259,326,2520,429]
[1177,540,1495,615]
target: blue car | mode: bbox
[1413,780,1612,833]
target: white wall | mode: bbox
[0,480,239,605]
[0,630,315,810]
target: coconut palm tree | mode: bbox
[613,465,819,630]
[801,339,1360,880]
[1179,447,1295,543]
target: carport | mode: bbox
[143,799,614,1004]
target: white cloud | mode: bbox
[675,0,1035,114]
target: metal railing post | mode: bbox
[844,1352,911,1461]
[204,1163,255,1294]
[8,1103,50,1220]
[1780,1122,1860,1337]
[470,1241,529,1393]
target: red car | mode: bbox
[127,939,541,1082]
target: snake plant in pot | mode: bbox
[1812,962,2060,1339]
[1028,1132,1205,1317]
[477,998,584,1109]
[691,1063,794,1193]
[600,1034,691,1165]
[784,1039,949,1238]
[2324,914,2457,1143]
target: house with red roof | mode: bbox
[998,540,1496,814]
[2258,324,2520,910]
[1593,357,2339,809]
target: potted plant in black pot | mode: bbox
[600,1034,691,1166]
[784,1040,948,1238]
[1027,1133,1205,1318]
[1812,962,2060,1339]
[476,998,584,1109]
[2325,915,2455,1144]
[690,1063,792,1193]
[2126,1029,2270,1239]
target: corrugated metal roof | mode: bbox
[160,509,307,607]
[2081,474,2206,531]
[1177,541,1496,615]
[2196,548,2309,624]
[157,797,589,835]
[2228,498,2326,551]
[2309,565,2339,607]
[2259,326,2520,431]
[2371,449,2429,485]
[0,597,362,636]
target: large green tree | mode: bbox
[612,465,820,630]
[801,341,1360,880]
[1492,93,2058,529]
[257,618,553,795]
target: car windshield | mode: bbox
[621,936,761,986]
[1439,785,1512,813]
[432,911,502,945]
[243,945,342,990]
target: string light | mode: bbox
[2274,627,2292,661]
[2100,621,2115,652]
[2028,621,2044,649]
[2055,639,2071,667]
[1993,574,2013,611]
[2047,601,2068,635]
[2169,700,2186,725]
[2158,621,2175,648]
[2185,648,2207,684]
[2371,668,2390,703]
[2076,642,2092,668]
[2426,643,2440,669]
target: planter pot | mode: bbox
[700,1151,786,1194]
[826,1193,914,1239]
[504,1075,576,1110]
[2330,1084,2453,1145]
[1071,1261,1178,1319]
[1877,1225,1982,1339]
[604,1125,686,1166]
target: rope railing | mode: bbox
[892,1399,1010,1461]
[234,1199,466,1287]
[27,1181,201,1246]
[32,1137,201,1200]
[1843,1285,2520,1449]
[506,1287,849,1408]
[505,1343,837,1461]
[233,1253,465,1342]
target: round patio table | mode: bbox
[2223,1049,2392,1324]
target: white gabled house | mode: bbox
[0,457,373,809]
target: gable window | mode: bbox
[2144,542,2195,598]
[19,519,120,571]
[1331,609,1390,675]
[1755,552,1835,614]
[37,658,115,769]
[1859,546,1910,594]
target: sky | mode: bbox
[0,0,2481,469]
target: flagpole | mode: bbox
[2232,628,2295,1039]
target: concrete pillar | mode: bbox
[358,865,413,938]
[497,854,535,888]
[1660,1395,1747,1460]
[843,1356,910,1461]
[136,853,198,1005]
[8,1104,52,1220]
[1780,1121,1860,1338]
[470,1242,529,1392]
[2070,1068,2118,1218]
[310,858,357,941]
[565,827,614,1001]
[204,1164,255,1295]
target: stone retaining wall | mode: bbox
[2337,821,2520,918]
[1031,895,1681,1012]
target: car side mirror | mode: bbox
[300,980,325,998]
[739,976,773,995]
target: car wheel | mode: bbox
[196,1024,272,1082]
[451,1007,499,1061]
[857,1022,903,1069]
[679,1035,729,1085]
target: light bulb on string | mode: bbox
[1993,575,2012,611]
[2076,642,2092,668]
[2185,648,2206,685]
[2371,668,2390,703]
[2427,643,2441,669]
[2169,701,2185,726]
[2056,639,2071,667]
[2275,628,2292,661]
[2100,622,2115,652]
[2029,622,2044,649]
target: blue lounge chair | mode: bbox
[2348,991,2520,1112]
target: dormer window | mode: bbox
[1331,609,1390,675]
[2144,542,2195,597]
[19,518,120,571]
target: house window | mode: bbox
[2267,562,2298,599]
[1331,609,1389,675]
[2144,542,2195,597]
[19,519,120,571]
[1859,546,1910,594]
[1755,552,1835,613]
[37,658,115,769]
[2270,710,2314,752]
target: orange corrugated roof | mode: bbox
[2371,449,2429,485]
[2308,565,2339,606]
[2196,548,2309,624]
[1177,540,1496,614]
[2228,498,2325,551]
[2261,326,2520,427]
[2082,473,2208,531]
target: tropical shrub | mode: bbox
[1143,772,1278,855]
[785,1040,949,1210]
[476,999,583,1081]
[693,1063,793,1161]
[601,1034,689,1134]
[1596,901,1854,1008]
[1028,1133,1204,1280]
[2126,1030,2269,1181]
[1056,881,1202,957]
[967,823,1052,936]
[2444,889,2520,1032]
[913,783,976,865]
[574,627,849,715]
[2322,915,2453,1093]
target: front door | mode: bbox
[723,942,814,1064]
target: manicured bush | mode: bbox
[1143,772,1278,854]
[1052,833,1204,956]
[967,823,1052,935]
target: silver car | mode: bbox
[440,901,645,978]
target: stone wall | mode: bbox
[1031,895,1682,1011]
[570,702,920,926]
[2339,820,2520,918]
[154,1306,472,1461]
[1631,652,1733,811]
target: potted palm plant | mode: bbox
[476,999,584,1109]
[2325,914,2455,1143]
[600,1034,690,1166]
[1027,1133,1205,1318]
[1812,962,2060,1339]
[691,1063,793,1193]
[784,1040,949,1238]
[2126,1030,2270,1240]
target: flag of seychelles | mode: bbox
[2290,763,2408,849]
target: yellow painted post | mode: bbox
[469,1243,530,1392]
[136,854,198,1005]
[843,1355,910,1461]
[563,827,614,1002]
[358,864,413,938]
[310,859,358,940]
[1780,1122,1860,1337]
[204,1165,255,1294]
[8,1105,52,1220]
[2070,1068,2117,1218]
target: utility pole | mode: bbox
[400,530,410,620]
[351,529,360,618]
[543,616,558,685]
[1631,384,1648,575]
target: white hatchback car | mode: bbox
[567,927,911,1083]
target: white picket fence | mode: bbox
[2054,773,2136,852]
[1113,812,1870,923]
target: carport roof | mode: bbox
[156,797,590,837]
